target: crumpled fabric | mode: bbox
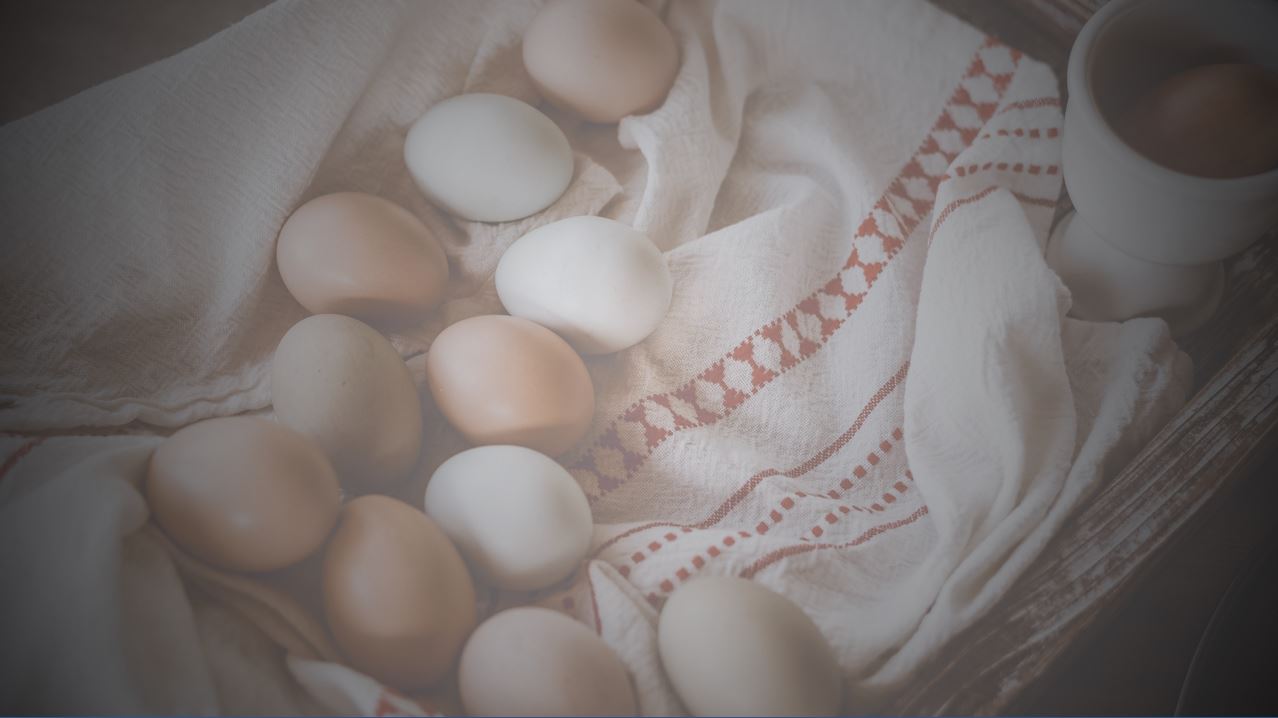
[0,0,1190,714]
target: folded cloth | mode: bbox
[0,0,1191,714]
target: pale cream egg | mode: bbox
[658,577,843,716]
[459,607,637,716]
[271,314,423,487]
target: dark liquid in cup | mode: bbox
[1113,62,1278,179]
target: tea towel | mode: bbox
[0,0,1191,713]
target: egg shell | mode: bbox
[404,93,573,223]
[271,314,423,487]
[322,495,478,691]
[275,192,449,329]
[458,607,637,716]
[523,0,679,123]
[424,445,592,591]
[657,577,843,716]
[1116,63,1278,179]
[425,315,594,457]
[146,416,342,573]
[495,216,673,355]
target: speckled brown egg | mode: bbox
[425,315,595,457]
[146,416,342,573]
[322,495,477,691]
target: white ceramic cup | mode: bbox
[1049,0,1278,333]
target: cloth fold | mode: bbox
[0,0,1190,714]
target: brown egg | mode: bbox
[276,192,449,329]
[272,314,423,488]
[322,495,477,691]
[458,607,637,716]
[523,0,679,123]
[146,416,342,573]
[1116,63,1278,178]
[425,315,595,457]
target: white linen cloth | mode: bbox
[0,0,1191,714]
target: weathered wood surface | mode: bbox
[890,313,1278,714]
[1182,233,1278,384]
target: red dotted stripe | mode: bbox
[616,526,695,578]
[808,469,914,540]
[943,162,1059,182]
[696,361,910,528]
[599,417,905,578]
[978,126,1060,141]
[640,505,933,611]
[741,505,932,579]
[644,426,910,594]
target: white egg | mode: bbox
[657,577,843,716]
[495,215,673,354]
[423,445,593,591]
[404,93,574,223]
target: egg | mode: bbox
[271,314,423,487]
[523,0,679,123]
[275,192,449,329]
[1116,63,1278,178]
[146,416,342,573]
[425,315,594,457]
[458,607,637,716]
[322,495,477,691]
[404,93,573,223]
[658,577,843,716]
[496,216,673,354]
[423,445,593,591]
